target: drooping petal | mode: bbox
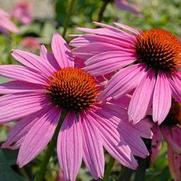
[0,93,49,123]
[169,72,181,102]
[52,33,74,68]
[161,126,181,153]
[0,81,43,94]
[89,110,138,169]
[95,104,150,158]
[0,65,48,85]
[17,106,61,167]
[57,113,82,181]
[80,113,104,179]
[151,125,162,163]
[101,64,146,100]
[12,49,55,76]
[153,73,172,124]
[2,106,53,149]
[128,70,156,124]
[83,51,135,76]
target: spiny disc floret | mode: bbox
[136,29,181,73]
[47,68,98,112]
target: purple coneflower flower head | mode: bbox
[151,101,181,181]
[71,22,181,125]
[11,0,32,25]
[0,9,19,33]
[0,33,152,181]
[114,0,142,16]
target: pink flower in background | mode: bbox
[20,37,40,51]
[114,0,142,16]
[71,22,181,125]
[0,33,152,181]
[151,102,181,181]
[12,0,32,25]
[0,9,19,33]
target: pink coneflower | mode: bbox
[71,22,181,125]
[11,0,32,25]
[0,33,152,181]
[0,9,19,33]
[151,102,181,181]
[114,0,142,16]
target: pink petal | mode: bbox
[70,34,135,48]
[40,45,61,71]
[0,16,19,33]
[73,42,134,59]
[133,117,153,139]
[89,110,138,169]
[101,64,146,100]
[0,80,43,94]
[80,113,104,179]
[0,93,49,123]
[0,65,48,85]
[93,22,136,40]
[128,71,156,124]
[83,51,135,76]
[2,106,53,149]
[57,112,82,181]
[161,126,181,153]
[52,33,74,68]
[12,49,54,76]
[76,27,131,41]
[95,104,150,158]
[153,73,172,124]
[151,125,162,163]
[17,106,61,167]
[113,22,140,35]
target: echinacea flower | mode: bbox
[151,101,181,181]
[11,0,32,25]
[114,0,142,16]
[0,9,19,33]
[71,22,181,125]
[0,33,152,181]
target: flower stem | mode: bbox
[102,156,115,181]
[62,0,76,38]
[117,166,134,181]
[33,111,67,181]
[97,0,111,22]
[133,157,149,181]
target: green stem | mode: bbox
[33,111,67,181]
[118,166,134,181]
[97,0,111,22]
[133,157,149,181]
[62,0,76,38]
[102,156,115,181]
